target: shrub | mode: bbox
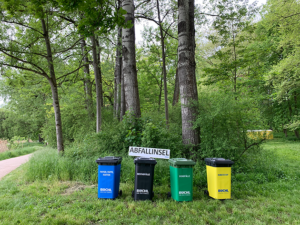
[65,111,184,160]
[194,90,267,161]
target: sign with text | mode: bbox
[128,146,170,159]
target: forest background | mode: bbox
[0,0,299,161]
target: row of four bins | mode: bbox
[96,156,234,201]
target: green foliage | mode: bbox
[137,25,178,111]
[194,88,267,161]
[56,0,128,36]
[202,0,258,93]
[41,81,96,148]
[7,136,26,150]
[64,111,184,160]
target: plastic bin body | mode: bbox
[205,158,234,200]
[169,158,196,202]
[133,157,157,201]
[96,156,122,199]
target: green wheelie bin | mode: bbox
[168,158,196,202]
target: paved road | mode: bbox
[0,154,32,181]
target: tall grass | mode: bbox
[24,142,288,190]
[25,148,174,186]
[0,139,8,153]
[25,149,98,183]
[0,143,43,161]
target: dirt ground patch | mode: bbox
[0,140,8,153]
[62,183,96,196]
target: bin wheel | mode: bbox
[167,192,171,198]
[119,190,122,196]
[132,191,134,198]
[204,190,209,196]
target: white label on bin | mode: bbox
[179,175,190,178]
[137,189,149,194]
[179,191,190,196]
[128,146,170,159]
[100,188,112,193]
[137,173,150,176]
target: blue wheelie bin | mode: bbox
[95,156,122,199]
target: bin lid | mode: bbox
[134,157,157,165]
[96,156,122,165]
[204,158,234,167]
[169,158,196,166]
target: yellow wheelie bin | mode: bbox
[204,158,234,200]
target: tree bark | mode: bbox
[158,75,163,111]
[172,68,180,106]
[294,92,299,139]
[284,128,288,137]
[41,18,64,152]
[80,38,94,119]
[233,32,237,100]
[91,34,102,132]
[120,67,126,120]
[96,38,104,107]
[114,27,122,119]
[177,0,200,146]
[122,0,141,118]
[157,0,169,125]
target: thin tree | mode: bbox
[0,6,86,152]
[114,0,123,120]
[91,34,103,132]
[135,0,177,124]
[114,27,122,120]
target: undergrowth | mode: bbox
[24,142,289,189]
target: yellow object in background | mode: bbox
[205,158,234,200]
[247,130,273,140]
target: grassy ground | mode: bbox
[0,138,299,224]
[0,143,44,161]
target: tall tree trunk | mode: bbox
[177,0,200,146]
[120,67,126,120]
[172,68,180,106]
[114,27,122,119]
[80,38,94,119]
[294,92,299,139]
[91,34,102,132]
[96,38,104,107]
[233,32,237,100]
[41,18,64,152]
[157,0,169,125]
[122,0,141,118]
[158,75,163,111]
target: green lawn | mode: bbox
[0,143,45,161]
[0,138,299,224]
